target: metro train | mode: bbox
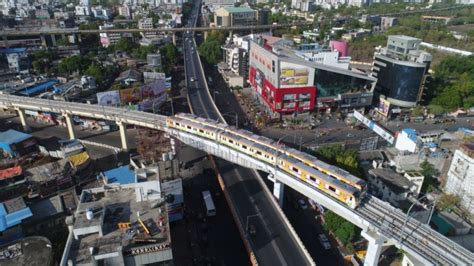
[166,113,366,208]
[173,113,367,192]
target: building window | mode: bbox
[272,60,275,73]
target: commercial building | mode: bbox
[61,182,173,265]
[444,143,474,215]
[203,0,236,11]
[248,35,376,116]
[372,35,432,108]
[214,6,258,27]
[147,53,162,68]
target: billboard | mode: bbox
[377,98,391,117]
[97,91,120,106]
[255,69,264,87]
[353,111,395,144]
[279,62,314,87]
[119,87,141,103]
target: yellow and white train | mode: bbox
[166,113,367,209]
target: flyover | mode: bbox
[182,1,314,265]
[0,22,311,37]
[0,94,473,266]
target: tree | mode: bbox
[113,38,137,53]
[324,211,360,249]
[313,144,361,176]
[411,106,424,117]
[198,32,225,65]
[427,104,445,116]
[437,193,460,211]
[420,160,440,193]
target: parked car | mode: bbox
[318,234,332,250]
[248,224,257,236]
[298,199,308,210]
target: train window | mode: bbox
[229,139,234,144]
[292,167,299,173]
[199,129,204,133]
[187,126,191,129]
[309,176,316,182]
[256,151,262,156]
[250,149,254,152]
[242,145,247,149]
[270,157,273,160]
[328,186,336,193]
[349,197,353,200]
[175,122,180,126]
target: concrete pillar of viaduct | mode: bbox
[273,180,285,208]
[172,33,177,46]
[362,229,386,266]
[64,113,76,140]
[15,108,30,132]
[117,121,128,151]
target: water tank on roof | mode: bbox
[86,208,94,220]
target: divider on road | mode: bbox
[208,155,259,266]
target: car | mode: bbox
[248,224,257,236]
[190,77,195,82]
[318,234,332,250]
[298,199,308,210]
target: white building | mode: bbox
[139,17,156,39]
[291,0,316,12]
[75,5,90,16]
[456,0,473,3]
[99,23,121,48]
[444,143,474,214]
[395,128,420,153]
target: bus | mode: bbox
[202,190,216,216]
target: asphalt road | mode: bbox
[184,2,312,265]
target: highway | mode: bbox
[182,1,314,265]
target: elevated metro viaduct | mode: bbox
[0,95,473,266]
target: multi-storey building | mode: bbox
[214,6,258,27]
[444,143,474,215]
[220,34,251,87]
[138,17,156,39]
[99,23,121,48]
[371,35,432,108]
[249,35,376,116]
[291,0,316,12]
[60,182,173,265]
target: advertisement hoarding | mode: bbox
[279,62,314,88]
[97,91,120,106]
[353,111,395,144]
[377,98,391,117]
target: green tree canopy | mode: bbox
[324,211,360,248]
[198,32,226,65]
[313,144,361,176]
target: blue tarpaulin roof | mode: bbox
[0,203,33,232]
[103,165,135,185]
[17,79,58,96]
[0,48,27,54]
[0,130,32,154]
[0,129,32,145]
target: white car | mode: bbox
[190,77,195,82]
